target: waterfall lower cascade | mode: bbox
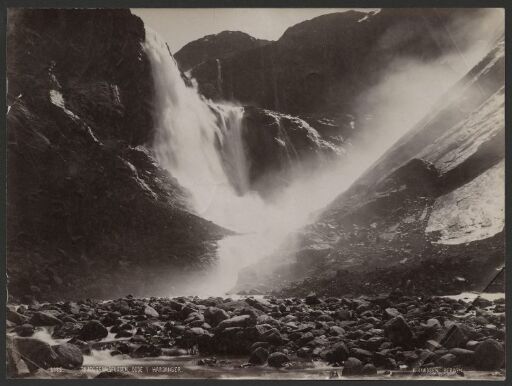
[144,29,295,294]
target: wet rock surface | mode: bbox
[6,293,505,377]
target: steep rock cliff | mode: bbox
[6,9,226,301]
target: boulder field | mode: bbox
[6,293,505,378]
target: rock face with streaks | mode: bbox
[240,106,344,196]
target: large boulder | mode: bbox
[383,316,413,347]
[78,320,108,341]
[267,352,290,368]
[143,305,159,318]
[13,338,59,372]
[473,339,505,370]
[54,343,83,369]
[216,315,254,330]
[30,311,63,327]
[52,322,83,339]
[439,324,468,349]
[249,346,269,365]
[199,325,262,355]
[342,357,363,376]
[7,308,28,325]
[14,323,34,337]
[324,341,350,364]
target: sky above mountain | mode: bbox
[132,8,377,52]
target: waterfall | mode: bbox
[144,29,332,295]
[144,29,292,294]
[144,29,256,229]
[216,58,223,96]
[143,28,424,296]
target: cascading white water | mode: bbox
[144,29,294,295]
[143,28,476,296]
[144,29,337,295]
[216,58,223,95]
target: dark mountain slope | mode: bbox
[235,36,505,297]
[6,9,226,301]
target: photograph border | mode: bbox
[0,0,509,385]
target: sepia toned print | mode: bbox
[5,7,505,380]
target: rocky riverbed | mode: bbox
[6,292,505,379]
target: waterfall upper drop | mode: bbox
[216,58,223,95]
[143,29,257,231]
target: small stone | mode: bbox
[297,332,315,346]
[95,371,134,379]
[465,340,480,350]
[473,297,492,308]
[425,339,442,351]
[161,348,188,356]
[335,309,351,321]
[385,308,401,319]
[30,311,63,327]
[144,305,159,318]
[350,347,373,360]
[425,319,441,329]
[449,348,474,365]
[132,344,162,358]
[217,315,253,330]
[115,330,133,338]
[439,324,468,349]
[329,326,345,336]
[305,293,322,305]
[249,341,270,352]
[437,353,457,367]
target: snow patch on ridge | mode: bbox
[425,160,504,245]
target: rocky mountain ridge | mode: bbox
[175,30,271,72]
[184,8,496,120]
